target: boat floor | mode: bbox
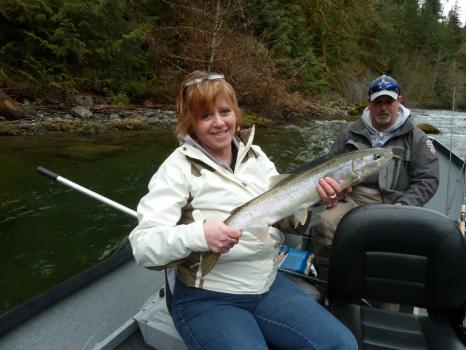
[0,259,163,350]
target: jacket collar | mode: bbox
[181,126,256,172]
[237,126,255,148]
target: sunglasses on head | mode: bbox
[369,82,400,95]
[184,74,225,87]
[368,76,400,96]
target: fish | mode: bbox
[197,148,393,276]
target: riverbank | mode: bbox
[0,100,180,136]
[0,94,360,136]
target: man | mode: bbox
[314,75,439,280]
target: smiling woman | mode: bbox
[176,72,242,167]
[127,70,356,349]
[192,96,237,165]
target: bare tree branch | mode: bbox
[207,0,222,71]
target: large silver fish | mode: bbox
[197,148,393,276]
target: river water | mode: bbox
[412,109,466,157]
[1,108,465,314]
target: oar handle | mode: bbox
[36,166,138,219]
[37,166,59,181]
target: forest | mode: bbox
[0,0,465,119]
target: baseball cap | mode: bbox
[368,75,401,101]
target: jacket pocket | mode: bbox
[378,154,409,192]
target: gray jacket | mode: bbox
[329,112,439,206]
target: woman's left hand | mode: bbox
[317,177,352,208]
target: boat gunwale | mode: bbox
[0,247,133,337]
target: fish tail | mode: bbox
[200,252,220,276]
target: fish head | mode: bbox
[352,148,393,177]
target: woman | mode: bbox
[129,71,356,349]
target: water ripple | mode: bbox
[32,260,57,277]
[1,205,36,224]
[413,109,466,157]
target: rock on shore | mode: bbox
[0,99,178,136]
[0,90,25,121]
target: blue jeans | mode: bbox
[171,273,357,349]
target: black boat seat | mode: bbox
[328,204,466,350]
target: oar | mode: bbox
[36,166,137,219]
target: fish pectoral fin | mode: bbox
[300,201,314,209]
[293,209,309,228]
[268,174,291,188]
[245,226,269,241]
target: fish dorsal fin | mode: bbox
[269,174,291,188]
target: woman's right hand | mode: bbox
[203,220,242,254]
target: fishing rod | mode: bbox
[444,86,466,229]
[446,87,456,214]
[36,166,137,219]
[460,196,466,236]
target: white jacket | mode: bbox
[129,128,285,294]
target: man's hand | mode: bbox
[317,177,352,208]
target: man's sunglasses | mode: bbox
[369,81,400,95]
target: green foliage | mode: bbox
[0,0,465,111]
[250,0,326,95]
[111,118,149,130]
[111,93,130,106]
[242,109,275,128]
[0,0,158,97]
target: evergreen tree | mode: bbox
[0,0,464,111]
[248,0,325,96]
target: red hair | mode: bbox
[175,71,243,138]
